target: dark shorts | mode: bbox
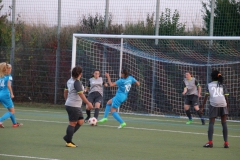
[184,95,199,106]
[87,91,103,104]
[65,105,84,122]
[208,105,228,118]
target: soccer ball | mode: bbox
[88,117,97,126]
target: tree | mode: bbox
[0,0,11,46]
[202,0,240,36]
[158,8,186,36]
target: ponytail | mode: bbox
[211,70,223,87]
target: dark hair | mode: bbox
[121,68,129,78]
[211,70,223,86]
[72,66,83,79]
[92,69,100,77]
[185,71,192,77]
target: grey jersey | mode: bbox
[206,81,229,107]
[88,77,104,96]
[183,77,200,96]
[65,78,84,108]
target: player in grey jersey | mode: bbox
[202,70,229,148]
[63,66,93,148]
[84,69,107,122]
[182,71,205,125]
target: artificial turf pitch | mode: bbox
[0,104,239,160]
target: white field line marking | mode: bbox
[2,108,64,114]
[124,116,240,126]
[5,108,238,126]
[0,154,59,160]
[17,118,240,138]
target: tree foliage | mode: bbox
[0,0,11,46]
[158,8,186,35]
[202,0,240,36]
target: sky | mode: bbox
[1,0,208,30]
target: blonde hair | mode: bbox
[0,62,8,77]
[7,64,12,68]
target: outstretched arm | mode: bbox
[135,81,140,86]
[105,72,117,87]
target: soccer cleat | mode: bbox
[224,142,229,148]
[66,142,78,148]
[84,117,90,123]
[203,142,213,148]
[186,120,193,124]
[201,119,205,125]
[12,122,23,128]
[97,118,108,124]
[118,122,126,129]
[0,123,4,128]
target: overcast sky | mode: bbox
[1,0,207,29]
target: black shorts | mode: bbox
[208,105,228,118]
[184,95,199,106]
[65,105,84,122]
[87,91,103,104]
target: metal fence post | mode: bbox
[151,0,160,112]
[10,0,16,80]
[105,0,109,29]
[54,0,61,104]
[207,0,215,84]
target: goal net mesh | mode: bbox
[75,37,240,120]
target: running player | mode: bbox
[0,62,22,128]
[63,66,93,147]
[84,69,107,122]
[182,71,205,125]
[202,70,229,148]
[98,69,140,129]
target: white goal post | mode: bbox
[71,34,240,120]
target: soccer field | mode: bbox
[0,104,240,160]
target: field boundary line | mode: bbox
[0,154,59,160]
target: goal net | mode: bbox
[72,34,240,120]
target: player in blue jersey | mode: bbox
[6,64,13,86]
[0,62,22,128]
[98,69,140,129]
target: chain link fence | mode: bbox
[0,0,240,106]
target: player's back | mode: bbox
[65,78,84,108]
[207,81,227,107]
[0,76,10,95]
[116,76,136,95]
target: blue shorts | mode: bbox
[112,94,127,108]
[0,93,14,109]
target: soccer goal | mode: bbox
[72,34,240,120]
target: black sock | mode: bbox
[186,110,192,120]
[222,122,228,142]
[74,123,81,133]
[86,110,91,118]
[197,110,204,121]
[94,108,100,119]
[65,125,75,143]
[208,121,214,141]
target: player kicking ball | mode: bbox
[202,70,229,148]
[98,69,140,129]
